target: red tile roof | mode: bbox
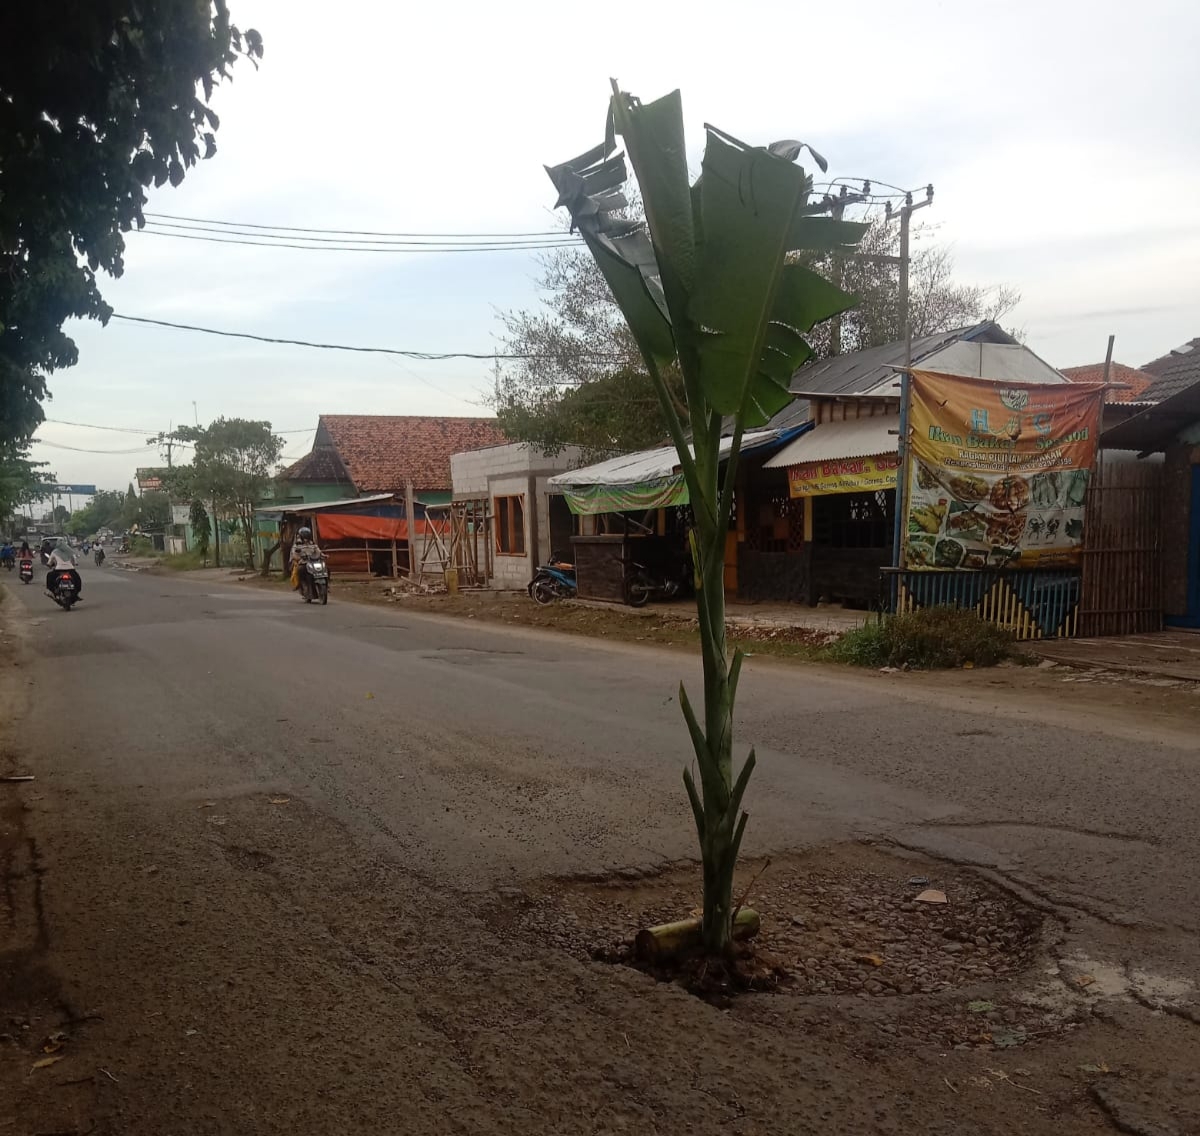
[1060,362,1158,403]
[291,415,507,494]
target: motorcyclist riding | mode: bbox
[0,541,13,569]
[45,543,82,601]
[290,526,320,589]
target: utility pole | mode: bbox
[886,184,934,603]
[827,182,870,356]
[885,184,934,372]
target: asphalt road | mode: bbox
[3,563,1199,1134]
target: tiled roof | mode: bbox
[307,415,508,493]
[1139,338,1200,403]
[280,446,351,484]
[1060,362,1158,403]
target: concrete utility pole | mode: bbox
[886,184,934,372]
[886,184,934,599]
[827,183,870,357]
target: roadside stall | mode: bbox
[549,430,792,603]
[764,395,900,608]
[256,494,444,578]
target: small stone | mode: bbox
[943,942,964,954]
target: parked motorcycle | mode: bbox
[48,570,80,611]
[299,553,329,605]
[18,557,33,585]
[625,558,691,608]
[528,556,577,605]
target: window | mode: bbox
[494,495,526,555]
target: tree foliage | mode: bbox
[0,443,52,530]
[495,218,1019,455]
[66,488,124,536]
[189,498,211,558]
[0,3,262,446]
[170,418,282,567]
[802,218,1021,356]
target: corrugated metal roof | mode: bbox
[764,415,898,469]
[549,429,791,489]
[258,493,396,516]
[783,321,1016,401]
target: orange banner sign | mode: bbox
[903,371,1104,570]
[787,453,898,497]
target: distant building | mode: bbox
[281,414,508,506]
[1061,361,1158,404]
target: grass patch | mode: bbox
[161,549,206,571]
[826,606,1023,670]
[129,536,158,557]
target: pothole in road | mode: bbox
[499,844,1058,1049]
[420,647,525,665]
[222,845,276,872]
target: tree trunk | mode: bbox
[212,497,220,567]
[696,540,736,956]
[260,541,280,577]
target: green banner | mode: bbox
[562,477,688,515]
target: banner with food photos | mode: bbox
[903,371,1104,570]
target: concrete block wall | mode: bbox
[488,472,532,589]
[451,443,587,498]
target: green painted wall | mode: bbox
[287,482,354,504]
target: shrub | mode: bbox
[828,606,1021,669]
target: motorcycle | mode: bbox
[48,570,80,611]
[625,557,692,608]
[18,557,33,585]
[528,556,577,605]
[299,553,329,605]
[1,552,13,572]
[94,547,106,566]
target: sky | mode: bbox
[31,0,1200,491]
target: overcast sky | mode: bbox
[33,0,1199,491]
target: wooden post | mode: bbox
[391,539,399,578]
[405,480,420,581]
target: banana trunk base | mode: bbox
[634,908,760,962]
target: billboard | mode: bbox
[903,371,1104,570]
[35,483,97,496]
[137,468,167,491]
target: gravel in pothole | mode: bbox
[503,849,1044,1002]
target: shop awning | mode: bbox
[764,415,900,497]
[549,429,797,515]
[764,415,898,468]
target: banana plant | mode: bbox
[547,85,864,954]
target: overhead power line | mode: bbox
[110,313,623,363]
[144,219,579,248]
[134,228,582,254]
[144,211,571,239]
[44,417,157,435]
[34,439,157,455]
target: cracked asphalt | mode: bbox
[2,564,1199,1135]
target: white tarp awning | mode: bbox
[764,416,898,469]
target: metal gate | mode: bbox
[1078,455,1162,637]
